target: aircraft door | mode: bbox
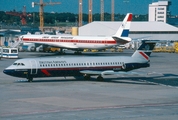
[30,60,38,74]
[105,38,108,46]
[73,40,77,45]
[20,36,23,42]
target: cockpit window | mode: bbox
[13,63,25,66]
[13,63,17,65]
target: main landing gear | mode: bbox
[27,77,33,82]
[84,74,91,80]
[97,75,104,81]
[74,51,82,55]
[84,74,104,81]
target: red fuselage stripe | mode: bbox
[41,69,51,76]
[23,38,117,44]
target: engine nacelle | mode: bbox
[21,45,36,52]
[29,46,36,52]
[121,63,134,71]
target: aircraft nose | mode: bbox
[3,69,9,75]
[3,69,14,76]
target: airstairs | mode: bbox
[11,39,23,48]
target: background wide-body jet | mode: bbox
[19,13,132,54]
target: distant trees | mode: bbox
[0,11,21,25]
[0,11,148,27]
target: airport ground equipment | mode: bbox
[153,42,176,53]
[0,47,2,59]
[43,47,60,53]
[174,42,178,53]
[0,47,18,58]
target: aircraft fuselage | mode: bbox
[3,56,149,79]
[21,35,117,50]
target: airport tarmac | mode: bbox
[1,50,178,120]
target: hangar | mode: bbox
[79,21,178,41]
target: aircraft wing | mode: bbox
[80,70,119,76]
[80,70,103,75]
[80,70,131,76]
[59,44,78,49]
[112,36,132,44]
[80,70,147,77]
[32,42,60,48]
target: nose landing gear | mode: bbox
[27,77,33,82]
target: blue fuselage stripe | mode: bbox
[3,63,149,78]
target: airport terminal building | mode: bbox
[79,21,178,41]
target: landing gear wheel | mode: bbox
[84,75,91,80]
[97,76,103,81]
[58,49,65,55]
[74,51,82,55]
[27,77,33,82]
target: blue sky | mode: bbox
[0,0,178,15]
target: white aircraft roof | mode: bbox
[79,21,178,36]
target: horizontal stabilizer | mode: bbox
[80,70,146,77]
[112,36,132,44]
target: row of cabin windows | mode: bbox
[28,39,109,43]
[39,62,124,67]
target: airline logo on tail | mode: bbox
[131,40,157,61]
[139,51,149,60]
[121,13,132,37]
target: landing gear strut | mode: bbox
[27,77,33,82]
[58,48,65,55]
[97,75,104,81]
[74,51,82,55]
[84,74,91,80]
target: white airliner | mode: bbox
[3,40,157,82]
[19,13,132,53]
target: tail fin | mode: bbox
[131,40,157,61]
[112,13,132,44]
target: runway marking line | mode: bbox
[1,102,178,117]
